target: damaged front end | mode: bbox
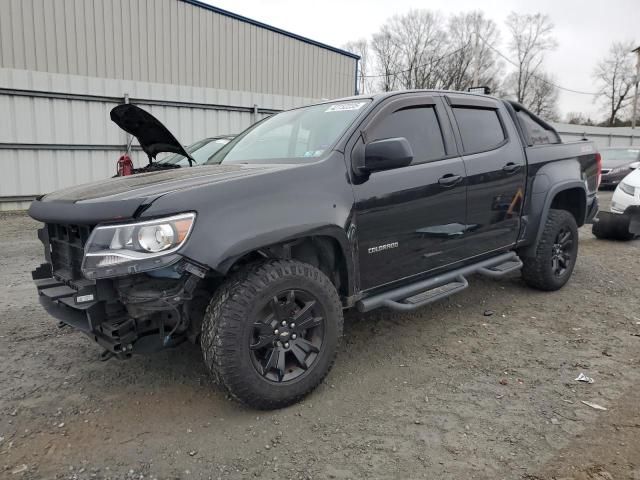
[32,217,209,359]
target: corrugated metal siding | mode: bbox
[0,67,316,209]
[0,0,358,209]
[0,0,357,99]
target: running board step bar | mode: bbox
[357,252,522,313]
[477,258,523,277]
[383,276,469,312]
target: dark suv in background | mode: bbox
[599,147,640,188]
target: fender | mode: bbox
[214,224,350,271]
[215,223,357,297]
[139,152,359,296]
[521,178,586,257]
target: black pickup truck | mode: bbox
[28,91,600,409]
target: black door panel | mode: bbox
[351,96,468,291]
[355,158,467,289]
[446,95,526,256]
[464,162,525,249]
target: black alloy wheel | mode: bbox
[201,259,343,409]
[249,289,326,383]
[550,227,574,277]
[521,208,579,291]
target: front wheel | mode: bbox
[521,209,579,291]
[201,259,343,409]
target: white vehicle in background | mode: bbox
[611,168,640,214]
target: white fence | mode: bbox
[552,123,640,148]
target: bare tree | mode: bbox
[525,72,559,120]
[366,9,504,95]
[369,10,449,91]
[503,69,559,120]
[343,39,371,94]
[386,10,447,90]
[437,16,474,91]
[370,27,401,92]
[351,8,560,117]
[593,41,636,126]
[443,12,503,92]
[566,112,595,126]
[505,12,557,104]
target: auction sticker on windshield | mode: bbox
[325,102,367,113]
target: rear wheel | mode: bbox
[521,209,579,291]
[201,259,343,409]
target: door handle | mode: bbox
[438,174,462,187]
[502,162,521,174]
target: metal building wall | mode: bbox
[0,0,359,210]
[0,0,358,99]
[0,67,320,210]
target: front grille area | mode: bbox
[48,224,93,281]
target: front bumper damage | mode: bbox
[32,261,207,358]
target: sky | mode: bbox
[206,0,639,121]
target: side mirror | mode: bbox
[361,137,413,174]
[630,161,640,169]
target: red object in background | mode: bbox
[117,154,134,176]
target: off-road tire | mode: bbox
[591,220,608,239]
[592,213,635,241]
[201,259,343,409]
[521,209,579,291]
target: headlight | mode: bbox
[81,213,195,279]
[138,224,177,252]
[619,182,636,196]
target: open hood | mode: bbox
[110,104,194,164]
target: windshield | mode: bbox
[158,137,232,166]
[601,149,640,167]
[206,100,371,165]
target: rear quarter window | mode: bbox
[452,107,505,154]
[516,110,560,146]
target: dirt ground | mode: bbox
[1,191,639,480]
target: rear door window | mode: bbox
[368,106,446,164]
[452,107,506,154]
[516,110,560,145]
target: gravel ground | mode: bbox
[1,191,639,480]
